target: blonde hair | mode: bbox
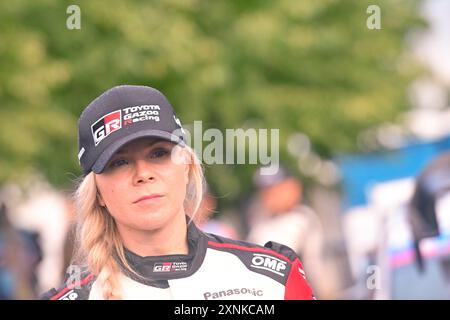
[72,146,204,299]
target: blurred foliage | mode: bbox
[0,0,426,206]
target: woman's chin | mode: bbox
[133,211,171,230]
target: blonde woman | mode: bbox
[42,85,314,300]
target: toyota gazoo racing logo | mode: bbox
[153,261,188,272]
[250,253,287,276]
[123,105,160,125]
[91,110,122,146]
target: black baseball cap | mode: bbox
[77,85,186,175]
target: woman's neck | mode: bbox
[118,212,189,257]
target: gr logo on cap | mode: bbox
[77,85,186,175]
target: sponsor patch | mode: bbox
[203,288,263,300]
[153,261,188,272]
[250,253,287,277]
[91,105,162,146]
[91,110,122,146]
[58,289,78,300]
[122,105,160,126]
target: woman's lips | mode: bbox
[133,194,164,204]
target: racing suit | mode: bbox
[42,221,314,300]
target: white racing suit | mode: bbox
[42,221,314,300]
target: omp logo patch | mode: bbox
[91,110,122,146]
[58,289,78,300]
[250,253,287,277]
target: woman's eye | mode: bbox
[151,148,169,159]
[110,158,128,168]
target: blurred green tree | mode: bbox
[0,0,425,206]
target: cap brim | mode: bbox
[92,130,186,174]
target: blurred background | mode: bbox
[1,0,450,299]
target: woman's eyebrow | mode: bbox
[115,140,169,155]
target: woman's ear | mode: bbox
[181,149,191,185]
[94,174,106,207]
[184,163,190,186]
[97,192,106,207]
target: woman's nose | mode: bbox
[133,159,156,184]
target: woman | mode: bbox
[42,85,314,300]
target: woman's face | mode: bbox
[95,138,189,232]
